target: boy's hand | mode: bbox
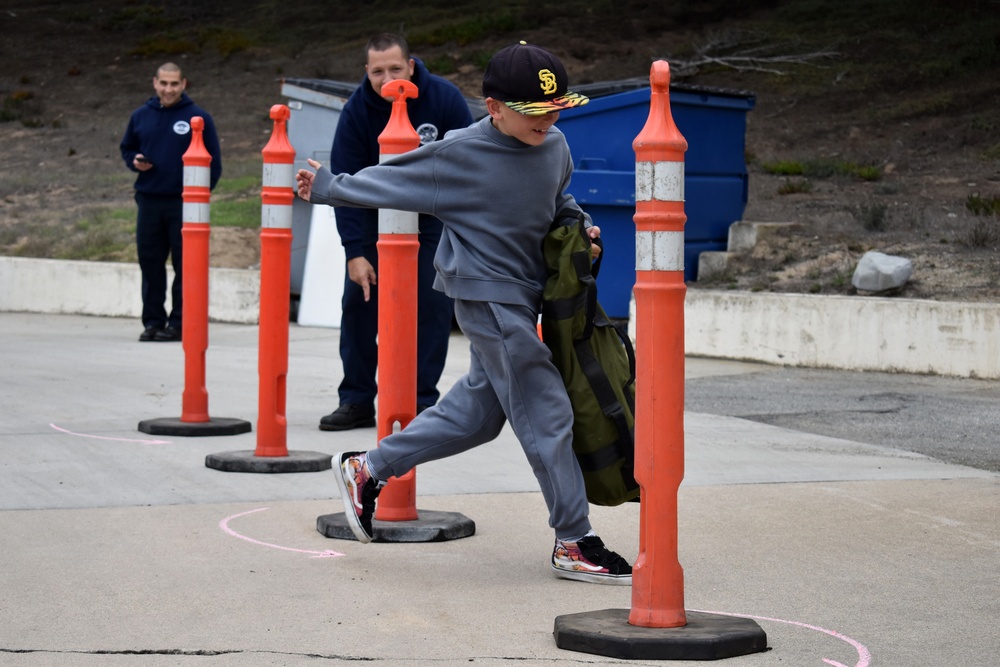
[295,158,322,201]
[587,225,602,260]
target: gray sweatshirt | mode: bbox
[310,116,590,309]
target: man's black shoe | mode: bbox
[319,404,376,431]
[153,326,181,342]
[139,326,161,342]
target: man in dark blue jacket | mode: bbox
[120,62,222,342]
[320,34,473,430]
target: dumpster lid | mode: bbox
[281,77,359,98]
[574,77,756,103]
[282,76,488,120]
[281,77,358,97]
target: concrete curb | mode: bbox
[2,257,996,379]
[0,256,260,324]
[677,289,998,379]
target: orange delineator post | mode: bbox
[180,116,211,423]
[372,79,420,522]
[629,61,689,629]
[255,104,296,457]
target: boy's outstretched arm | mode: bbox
[295,158,322,202]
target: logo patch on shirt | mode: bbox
[415,122,439,145]
[173,120,191,135]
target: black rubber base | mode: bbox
[138,417,252,437]
[205,450,332,473]
[554,609,768,661]
[316,510,476,543]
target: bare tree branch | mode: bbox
[658,29,839,77]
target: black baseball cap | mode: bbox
[482,42,589,116]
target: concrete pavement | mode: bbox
[1,313,997,666]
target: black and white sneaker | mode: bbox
[333,451,384,543]
[551,534,632,585]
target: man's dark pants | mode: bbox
[135,192,183,330]
[338,223,453,410]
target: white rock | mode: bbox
[852,251,913,292]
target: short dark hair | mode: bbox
[365,33,410,62]
[156,62,183,79]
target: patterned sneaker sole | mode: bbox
[333,452,373,544]
[551,564,632,586]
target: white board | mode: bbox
[296,205,344,328]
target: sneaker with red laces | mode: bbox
[333,451,384,543]
[551,534,632,585]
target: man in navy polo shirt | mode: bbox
[120,62,222,342]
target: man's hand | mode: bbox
[587,225,602,260]
[295,158,322,202]
[347,256,377,301]
[133,155,153,172]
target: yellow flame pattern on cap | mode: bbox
[504,92,590,116]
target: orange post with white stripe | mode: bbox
[180,116,211,423]
[255,104,296,457]
[553,62,765,661]
[372,79,421,522]
[629,60,689,629]
[139,116,250,439]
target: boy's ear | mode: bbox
[485,97,504,119]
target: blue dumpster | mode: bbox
[558,79,756,318]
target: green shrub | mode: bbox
[99,4,168,31]
[764,158,881,181]
[777,180,812,195]
[469,49,494,70]
[983,144,1000,161]
[409,12,528,47]
[424,55,457,75]
[800,159,840,179]
[853,202,889,231]
[761,160,804,176]
[211,198,262,229]
[213,173,260,196]
[1,90,41,124]
[212,168,263,228]
[855,166,882,181]
[129,33,199,57]
[200,28,254,57]
[966,194,1000,216]
[961,218,998,248]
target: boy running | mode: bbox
[296,42,631,585]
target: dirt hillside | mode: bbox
[1,0,998,302]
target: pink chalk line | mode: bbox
[219,508,345,559]
[49,423,171,444]
[692,610,871,667]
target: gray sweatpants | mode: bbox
[366,299,592,540]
